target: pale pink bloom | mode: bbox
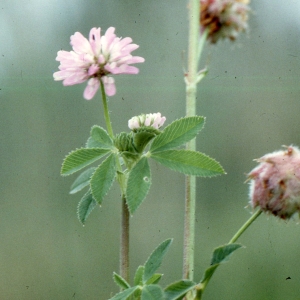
[128,113,166,130]
[200,0,250,43]
[53,27,145,100]
[248,145,300,220]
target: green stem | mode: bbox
[183,0,200,282]
[99,80,130,284]
[229,209,262,244]
[195,209,262,299]
[100,79,114,138]
[120,194,130,283]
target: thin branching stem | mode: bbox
[195,209,262,299]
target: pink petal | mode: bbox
[83,78,100,100]
[122,43,139,53]
[102,76,116,96]
[89,27,101,56]
[71,32,93,55]
[118,37,133,49]
[63,72,88,85]
[101,27,117,56]
[113,65,140,75]
[88,64,100,76]
[126,56,145,64]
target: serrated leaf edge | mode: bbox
[113,272,131,289]
[90,153,117,204]
[76,191,97,226]
[90,125,113,146]
[61,147,110,176]
[126,157,152,215]
[150,116,206,152]
[150,150,226,177]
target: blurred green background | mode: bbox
[1,0,300,299]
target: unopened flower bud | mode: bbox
[128,113,166,130]
[248,146,300,220]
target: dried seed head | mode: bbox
[200,0,250,44]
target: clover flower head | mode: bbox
[200,0,250,43]
[248,145,300,220]
[53,27,145,100]
[128,113,166,130]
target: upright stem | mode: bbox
[99,80,130,283]
[183,0,200,281]
[120,194,130,282]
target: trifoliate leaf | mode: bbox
[150,116,205,153]
[150,150,225,177]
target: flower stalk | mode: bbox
[100,80,114,138]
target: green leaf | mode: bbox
[61,148,110,176]
[70,167,96,194]
[150,150,225,177]
[134,265,145,286]
[210,243,243,265]
[146,273,163,285]
[143,239,173,284]
[113,272,131,290]
[164,280,196,300]
[200,265,219,285]
[89,125,113,148]
[150,116,205,153]
[133,131,156,153]
[201,243,243,283]
[108,286,139,300]
[86,137,102,148]
[77,191,97,225]
[90,153,116,204]
[141,285,165,300]
[126,157,151,214]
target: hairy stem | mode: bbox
[99,80,129,284]
[183,0,200,282]
[120,194,130,283]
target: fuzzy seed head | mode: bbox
[248,145,300,220]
